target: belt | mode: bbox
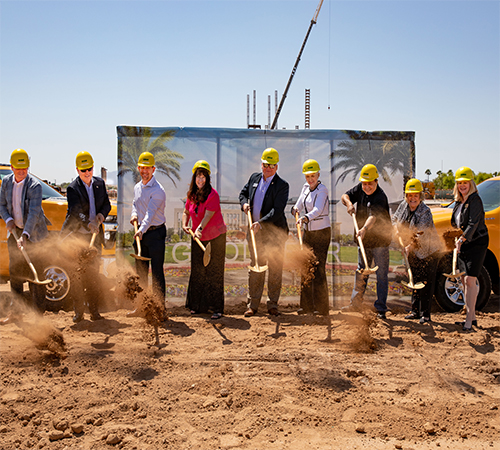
[146,223,165,232]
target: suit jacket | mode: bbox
[0,173,50,242]
[451,191,488,243]
[61,176,111,244]
[239,172,289,233]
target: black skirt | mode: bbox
[458,234,489,277]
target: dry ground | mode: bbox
[1,292,499,450]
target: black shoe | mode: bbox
[90,313,104,321]
[297,308,309,315]
[462,325,473,332]
[405,311,419,320]
[376,312,386,319]
[419,316,430,324]
[73,314,84,323]
[268,308,280,316]
[455,320,477,327]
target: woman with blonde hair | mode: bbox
[451,167,489,331]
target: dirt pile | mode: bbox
[0,296,499,450]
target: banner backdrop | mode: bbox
[117,126,415,305]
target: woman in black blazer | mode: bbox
[451,166,489,331]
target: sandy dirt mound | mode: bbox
[1,296,499,450]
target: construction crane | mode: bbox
[271,0,324,130]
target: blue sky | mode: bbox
[1,0,498,184]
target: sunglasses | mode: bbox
[262,163,277,169]
[80,167,93,173]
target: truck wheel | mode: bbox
[434,254,492,312]
[43,264,74,312]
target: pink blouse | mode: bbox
[185,188,226,241]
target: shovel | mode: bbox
[188,229,211,267]
[130,221,151,261]
[246,210,268,273]
[11,229,52,285]
[397,236,425,290]
[352,213,378,275]
[443,237,465,280]
[294,211,303,250]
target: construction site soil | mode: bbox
[1,291,499,450]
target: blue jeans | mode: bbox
[350,246,389,312]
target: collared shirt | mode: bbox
[253,173,275,220]
[131,175,166,234]
[294,181,330,231]
[12,177,26,229]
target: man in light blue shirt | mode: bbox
[129,152,167,316]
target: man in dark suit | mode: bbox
[61,151,111,323]
[0,149,50,323]
[239,148,289,316]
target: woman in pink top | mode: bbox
[182,160,227,319]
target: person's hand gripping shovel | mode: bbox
[246,210,267,273]
[188,229,211,267]
[443,237,465,280]
[11,229,52,286]
[352,213,378,275]
[130,221,151,262]
[397,236,424,289]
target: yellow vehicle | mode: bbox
[431,176,499,311]
[0,163,118,310]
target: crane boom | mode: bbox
[271,0,323,130]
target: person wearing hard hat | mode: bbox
[0,149,51,323]
[61,151,111,323]
[128,152,167,318]
[239,148,289,317]
[292,159,331,316]
[392,178,441,324]
[341,164,392,318]
[451,167,489,331]
[182,160,227,319]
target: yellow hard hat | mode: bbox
[405,178,423,193]
[359,164,379,182]
[302,159,320,174]
[261,148,279,165]
[192,160,211,174]
[10,149,30,169]
[76,151,94,170]
[455,166,474,181]
[138,152,155,167]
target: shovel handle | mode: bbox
[89,232,97,248]
[352,213,370,269]
[11,229,43,283]
[398,235,416,286]
[188,228,206,251]
[133,221,142,255]
[295,212,303,249]
[246,209,259,262]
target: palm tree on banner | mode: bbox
[332,138,412,186]
[118,127,183,186]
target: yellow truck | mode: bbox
[0,163,118,311]
[431,176,499,311]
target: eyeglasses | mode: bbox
[262,163,277,169]
[80,167,93,173]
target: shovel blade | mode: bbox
[402,280,426,290]
[203,242,212,267]
[248,264,268,273]
[130,253,152,261]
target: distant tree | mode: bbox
[332,138,412,186]
[433,170,455,190]
[475,172,494,185]
[118,127,183,186]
